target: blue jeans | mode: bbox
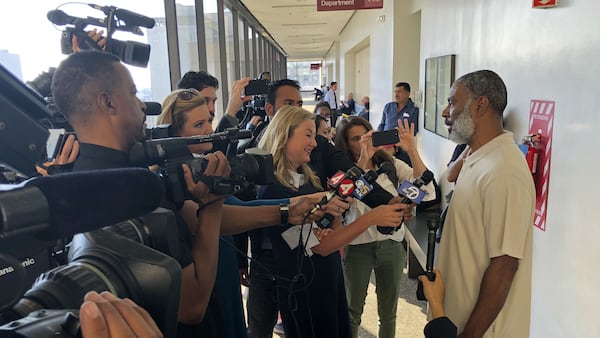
[342,239,406,338]
[247,251,279,338]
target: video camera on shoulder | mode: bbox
[132,127,275,208]
[47,3,155,67]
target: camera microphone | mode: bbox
[88,4,156,28]
[47,9,105,27]
[377,169,434,235]
[0,168,163,240]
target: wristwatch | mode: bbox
[279,203,289,225]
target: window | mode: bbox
[175,0,200,79]
[238,18,247,77]
[224,6,237,88]
[424,54,456,138]
[203,0,223,114]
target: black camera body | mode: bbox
[47,5,155,68]
[132,127,275,208]
[1,229,181,337]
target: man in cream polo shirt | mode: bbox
[438,70,535,338]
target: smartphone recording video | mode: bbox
[371,129,400,147]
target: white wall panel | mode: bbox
[419,0,600,336]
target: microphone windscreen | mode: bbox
[420,170,434,185]
[25,168,163,238]
[144,101,162,115]
[378,161,395,175]
[47,10,71,25]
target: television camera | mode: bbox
[47,3,155,68]
[131,126,275,208]
[0,170,182,337]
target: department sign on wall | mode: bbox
[317,0,383,12]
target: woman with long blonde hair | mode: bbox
[257,105,410,338]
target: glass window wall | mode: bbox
[203,0,223,115]
[224,6,236,88]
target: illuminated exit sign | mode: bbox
[317,0,383,12]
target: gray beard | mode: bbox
[449,103,475,144]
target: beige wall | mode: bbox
[330,0,600,336]
[419,0,600,336]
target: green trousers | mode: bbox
[342,239,406,338]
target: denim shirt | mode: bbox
[377,98,419,134]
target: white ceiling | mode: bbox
[240,0,354,60]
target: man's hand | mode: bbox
[72,29,107,52]
[182,151,231,206]
[419,269,446,319]
[80,291,162,338]
[226,77,253,117]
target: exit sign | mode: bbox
[533,0,559,8]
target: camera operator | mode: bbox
[51,50,231,337]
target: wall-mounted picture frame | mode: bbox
[424,54,456,138]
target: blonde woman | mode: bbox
[257,105,411,338]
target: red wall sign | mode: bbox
[532,0,559,8]
[317,0,383,12]
[529,100,555,231]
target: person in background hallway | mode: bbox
[340,92,356,115]
[419,270,458,338]
[323,81,339,127]
[438,70,535,338]
[358,96,370,121]
[377,82,419,135]
[335,116,436,338]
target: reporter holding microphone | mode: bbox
[334,116,436,338]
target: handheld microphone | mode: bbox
[377,169,434,235]
[47,9,105,27]
[417,218,439,300]
[313,166,363,228]
[352,162,394,200]
[0,169,163,240]
[88,4,156,28]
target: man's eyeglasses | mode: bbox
[176,88,200,101]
